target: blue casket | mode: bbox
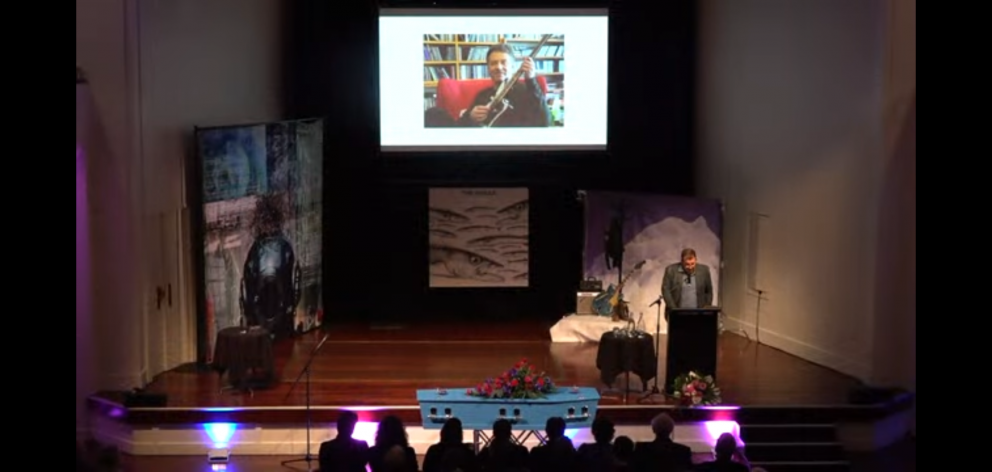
[416,387,601,431]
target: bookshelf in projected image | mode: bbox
[423,34,565,126]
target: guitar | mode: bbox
[483,34,554,127]
[591,260,646,319]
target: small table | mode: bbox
[596,331,657,392]
[212,326,275,392]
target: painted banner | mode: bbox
[196,119,324,358]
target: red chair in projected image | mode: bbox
[435,76,549,122]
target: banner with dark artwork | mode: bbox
[197,119,323,359]
[583,192,722,333]
[428,188,529,288]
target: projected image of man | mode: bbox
[459,44,550,128]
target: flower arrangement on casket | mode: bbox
[466,358,558,399]
[671,371,723,406]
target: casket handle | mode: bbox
[428,407,455,423]
[497,408,524,424]
[564,406,592,422]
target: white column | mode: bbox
[76,102,95,435]
[871,0,915,435]
[78,82,146,392]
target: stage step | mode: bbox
[748,461,851,472]
[744,442,845,462]
[740,424,837,443]
[739,422,850,471]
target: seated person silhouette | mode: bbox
[577,417,617,472]
[368,416,418,472]
[440,447,478,472]
[693,433,750,472]
[240,194,301,338]
[424,44,550,128]
[423,418,478,472]
[613,435,635,472]
[528,417,577,472]
[631,413,693,472]
[476,419,528,472]
[318,411,369,472]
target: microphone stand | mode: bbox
[281,332,330,472]
[639,295,665,403]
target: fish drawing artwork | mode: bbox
[428,188,530,287]
[429,245,505,282]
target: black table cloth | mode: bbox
[596,330,657,390]
[212,326,275,389]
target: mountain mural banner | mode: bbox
[582,191,722,334]
[428,188,530,288]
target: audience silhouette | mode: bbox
[318,410,370,472]
[528,417,577,471]
[423,418,478,472]
[477,418,529,472]
[577,417,618,472]
[630,413,694,472]
[369,415,419,472]
[693,432,750,472]
[612,435,635,471]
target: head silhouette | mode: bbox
[492,419,512,442]
[336,411,358,438]
[545,417,567,439]
[375,415,409,449]
[714,432,738,460]
[591,417,615,444]
[440,417,464,445]
[651,413,675,439]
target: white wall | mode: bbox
[76,0,145,435]
[136,0,285,382]
[76,0,284,432]
[697,0,908,381]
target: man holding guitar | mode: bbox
[458,43,551,128]
[661,248,714,321]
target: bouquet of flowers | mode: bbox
[466,358,558,399]
[671,371,722,406]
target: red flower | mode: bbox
[511,379,519,387]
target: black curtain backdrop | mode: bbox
[285,0,697,324]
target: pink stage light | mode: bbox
[352,421,379,445]
[703,421,743,447]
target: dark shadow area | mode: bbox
[849,434,915,472]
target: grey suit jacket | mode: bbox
[661,262,714,319]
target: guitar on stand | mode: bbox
[592,260,646,322]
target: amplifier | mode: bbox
[576,291,601,316]
[579,278,603,292]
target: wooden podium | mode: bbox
[664,308,720,393]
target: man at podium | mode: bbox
[661,248,714,321]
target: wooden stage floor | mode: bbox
[137,319,862,408]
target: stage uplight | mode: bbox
[203,423,237,464]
